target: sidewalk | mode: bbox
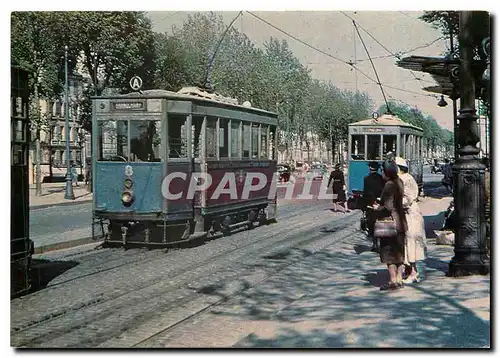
[29,183,93,209]
[159,195,490,348]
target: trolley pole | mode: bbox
[64,45,75,200]
[448,11,489,276]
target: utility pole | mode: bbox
[448,11,489,276]
[64,45,75,200]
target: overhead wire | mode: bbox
[341,11,439,86]
[352,20,392,113]
[246,11,440,100]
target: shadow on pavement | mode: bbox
[29,259,79,293]
[197,240,489,348]
[423,212,446,239]
[423,181,451,199]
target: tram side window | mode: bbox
[130,120,162,162]
[382,135,397,158]
[168,115,188,158]
[98,120,129,161]
[242,123,251,158]
[219,118,229,158]
[367,135,381,161]
[269,127,276,160]
[399,134,406,158]
[260,125,268,158]
[251,123,259,159]
[405,135,413,160]
[230,120,240,158]
[192,117,203,158]
[206,117,217,158]
[350,135,365,160]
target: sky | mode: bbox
[147,11,455,130]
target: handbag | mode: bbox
[374,217,398,238]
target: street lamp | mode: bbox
[64,45,75,200]
[448,11,489,276]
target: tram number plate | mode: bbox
[113,102,145,111]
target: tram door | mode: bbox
[11,67,32,297]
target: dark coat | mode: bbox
[363,172,384,208]
[328,169,346,202]
[376,177,407,264]
[376,177,408,234]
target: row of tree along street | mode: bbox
[11,11,453,174]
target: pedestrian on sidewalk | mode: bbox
[363,161,385,252]
[395,157,426,284]
[372,160,407,291]
[441,158,453,194]
[327,163,350,213]
[70,161,79,187]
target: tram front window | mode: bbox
[130,120,161,162]
[367,135,381,160]
[350,135,365,160]
[98,120,129,161]
[382,135,397,159]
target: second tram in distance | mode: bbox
[346,113,424,208]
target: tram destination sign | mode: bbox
[112,101,147,111]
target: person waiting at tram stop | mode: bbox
[363,161,385,252]
[327,163,350,213]
[395,156,426,284]
[371,160,407,291]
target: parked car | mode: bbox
[309,164,327,180]
[277,164,292,182]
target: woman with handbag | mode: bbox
[372,160,408,291]
[395,157,426,284]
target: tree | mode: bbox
[11,12,68,195]
[56,11,157,130]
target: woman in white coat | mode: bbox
[395,157,426,283]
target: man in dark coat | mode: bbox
[363,161,385,252]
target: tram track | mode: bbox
[27,200,326,294]
[25,211,357,348]
[12,209,360,347]
[11,202,346,338]
[118,214,361,348]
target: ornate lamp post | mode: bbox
[448,11,489,276]
[64,45,75,200]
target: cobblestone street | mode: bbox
[12,183,490,348]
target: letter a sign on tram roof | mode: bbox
[129,76,143,91]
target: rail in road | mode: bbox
[12,200,360,348]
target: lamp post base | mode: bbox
[448,253,490,277]
[64,176,75,200]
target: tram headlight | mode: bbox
[122,191,133,206]
[124,178,133,189]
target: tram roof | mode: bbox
[349,114,423,132]
[93,88,278,118]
